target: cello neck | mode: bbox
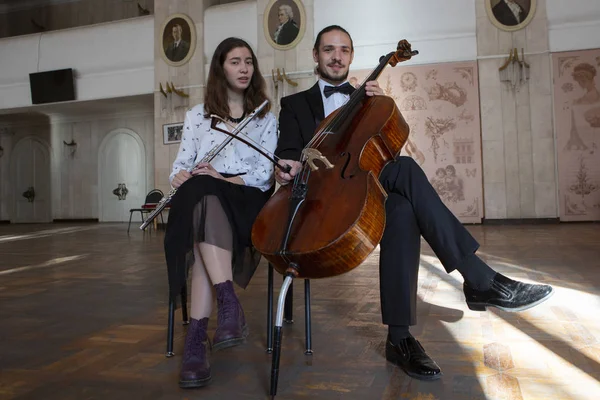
[324,40,418,133]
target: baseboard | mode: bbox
[482,218,560,225]
[53,218,99,223]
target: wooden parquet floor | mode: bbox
[0,222,599,400]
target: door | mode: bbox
[11,137,51,223]
[99,129,146,222]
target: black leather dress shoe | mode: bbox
[464,273,553,312]
[385,335,442,381]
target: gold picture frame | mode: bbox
[263,0,306,51]
[486,0,536,32]
[160,13,196,67]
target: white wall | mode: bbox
[314,0,477,68]
[50,114,154,219]
[0,130,13,220]
[0,16,154,111]
[0,110,153,221]
[204,1,258,68]
[203,0,478,71]
[547,0,600,52]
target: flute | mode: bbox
[139,100,269,230]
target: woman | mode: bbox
[163,37,278,389]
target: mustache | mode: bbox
[327,61,344,67]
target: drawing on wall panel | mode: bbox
[425,116,456,163]
[400,95,427,111]
[400,72,417,92]
[553,48,600,221]
[383,75,398,100]
[558,56,579,77]
[348,60,482,223]
[564,108,588,151]
[453,138,475,164]
[460,197,479,217]
[430,164,465,203]
[426,69,438,81]
[584,107,600,128]
[562,82,574,93]
[569,156,598,203]
[453,67,475,86]
[457,109,475,124]
[425,82,468,107]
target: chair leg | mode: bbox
[304,279,313,355]
[181,286,189,325]
[166,295,175,357]
[284,278,294,323]
[127,211,134,234]
[270,274,294,398]
[159,211,165,229]
[267,263,274,353]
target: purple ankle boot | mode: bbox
[212,281,249,351]
[179,317,211,388]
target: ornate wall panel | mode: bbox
[552,48,600,221]
[350,61,483,223]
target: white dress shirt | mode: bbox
[318,78,351,118]
[170,104,278,192]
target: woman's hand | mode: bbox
[172,169,192,188]
[191,162,225,180]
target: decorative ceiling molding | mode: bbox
[0,0,82,14]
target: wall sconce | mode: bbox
[63,139,77,157]
[160,82,189,98]
[159,81,189,115]
[271,68,298,114]
[499,48,530,91]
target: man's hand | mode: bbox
[365,80,384,96]
[172,169,192,188]
[191,162,225,180]
[275,160,302,185]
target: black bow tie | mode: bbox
[323,82,354,98]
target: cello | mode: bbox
[251,39,418,397]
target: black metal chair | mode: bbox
[127,189,165,234]
[165,286,189,357]
[266,263,313,355]
[164,262,312,357]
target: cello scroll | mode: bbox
[387,39,419,67]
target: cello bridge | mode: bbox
[302,148,334,171]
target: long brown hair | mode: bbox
[204,37,270,119]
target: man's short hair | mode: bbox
[313,25,354,52]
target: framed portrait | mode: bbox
[163,122,184,145]
[263,0,306,51]
[485,0,536,32]
[160,13,196,67]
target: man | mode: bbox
[165,23,190,62]
[275,25,553,381]
[273,4,299,45]
[492,0,526,26]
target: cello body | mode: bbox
[251,94,410,279]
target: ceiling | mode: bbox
[0,94,154,126]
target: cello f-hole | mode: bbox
[340,152,354,179]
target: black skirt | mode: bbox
[164,174,273,304]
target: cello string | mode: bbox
[307,51,396,151]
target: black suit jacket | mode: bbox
[276,20,300,45]
[165,40,190,62]
[492,0,525,26]
[276,82,327,161]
